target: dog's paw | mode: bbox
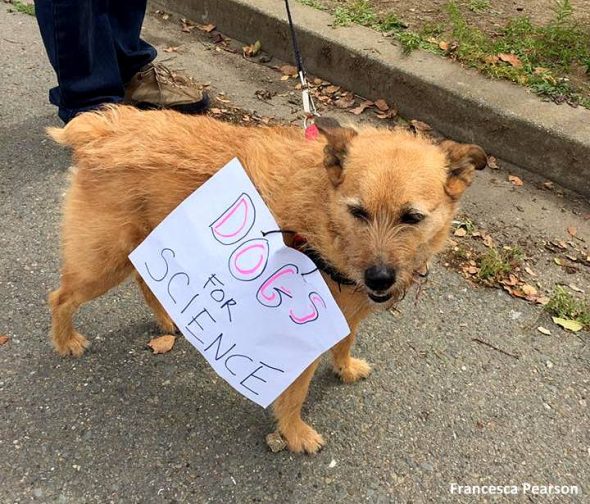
[280,421,325,454]
[334,357,372,383]
[157,316,178,334]
[53,332,89,357]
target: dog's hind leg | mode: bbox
[273,359,324,454]
[49,184,137,357]
[330,329,372,383]
[135,274,176,333]
[49,258,133,357]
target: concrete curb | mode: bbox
[152,0,590,197]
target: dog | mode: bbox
[47,105,486,453]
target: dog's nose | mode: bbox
[364,265,396,291]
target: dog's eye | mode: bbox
[349,205,370,222]
[401,211,425,224]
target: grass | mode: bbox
[8,0,35,16]
[334,0,378,27]
[445,0,590,107]
[468,0,490,13]
[546,286,590,328]
[334,0,407,32]
[545,285,590,328]
[477,246,523,281]
[322,0,590,108]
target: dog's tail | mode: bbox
[47,105,138,148]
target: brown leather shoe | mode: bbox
[124,63,209,114]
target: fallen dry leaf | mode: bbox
[0,335,9,346]
[376,109,398,120]
[255,89,273,101]
[349,100,372,115]
[197,23,216,33]
[484,55,500,64]
[163,46,180,53]
[501,274,519,287]
[280,75,290,81]
[374,99,389,112]
[334,96,355,109]
[554,257,562,265]
[211,33,228,46]
[410,119,432,132]
[324,85,340,95]
[508,175,523,186]
[487,156,499,169]
[266,431,287,452]
[280,65,298,77]
[535,296,550,305]
[552,317,583,333]
[439,41,449,51]
[242,40,261,57]
[521,284,538,297]
[148,335,176,354]
[524,266,536,276]
[482,234,494,248]
[567,226,577,237]
[498,53,523,68]
[543,181,555,190]
[454,227,467,237]
[181,18,196,33]
[537,326,551,335]
[510,288,528,299]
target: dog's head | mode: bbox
[315,117,486,305]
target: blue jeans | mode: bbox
[35,0,157,122]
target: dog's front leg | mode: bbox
[273,359,324,454]
[330,327,372,383]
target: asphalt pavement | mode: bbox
[1,7,588,504]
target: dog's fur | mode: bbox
[48,105,486,453]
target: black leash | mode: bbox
[283,0,318,124]
[284,0,305,76]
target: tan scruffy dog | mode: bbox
[48,105,486,454]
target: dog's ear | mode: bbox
[315,117,358,187]
[440,140,487,199]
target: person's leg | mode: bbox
[107,0,156,84]
[35,0,124,122]
[107,0,209,114]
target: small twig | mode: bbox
[472,338,520,359]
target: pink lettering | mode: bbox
[210,193,256,245]
[229,239,269,281]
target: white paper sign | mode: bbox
[129,158,350,407]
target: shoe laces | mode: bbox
[150,63,192,89]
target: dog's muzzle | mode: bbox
[368,291,393,303]
[365,265,396,303]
